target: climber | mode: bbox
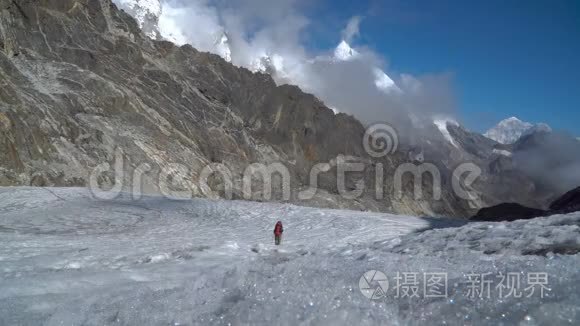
[273,221,284,245]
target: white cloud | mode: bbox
[342,16,363,43]
[159,0,224,50]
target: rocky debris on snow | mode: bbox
[472,203,546,222]
[550,186,580,214]
[472,186,580,222]
[380,212,580,257]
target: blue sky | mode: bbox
[306,0,580,134]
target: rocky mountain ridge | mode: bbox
[0,0,437,216]
[472,186,580,222]
[0,0,573,218]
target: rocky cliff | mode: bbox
[0,0,558,217]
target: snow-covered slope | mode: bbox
[520,123,553,139]
[434,118,460,148]
[1,188,578,325]
[484,117,551,144]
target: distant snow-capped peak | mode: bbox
[484,117,550,144]
[334,40,359,61]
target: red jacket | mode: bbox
[274,222,284,236]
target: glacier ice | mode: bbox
[0,187,578,325]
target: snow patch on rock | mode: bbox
[493,149,513,157]
[434,118,460,148]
